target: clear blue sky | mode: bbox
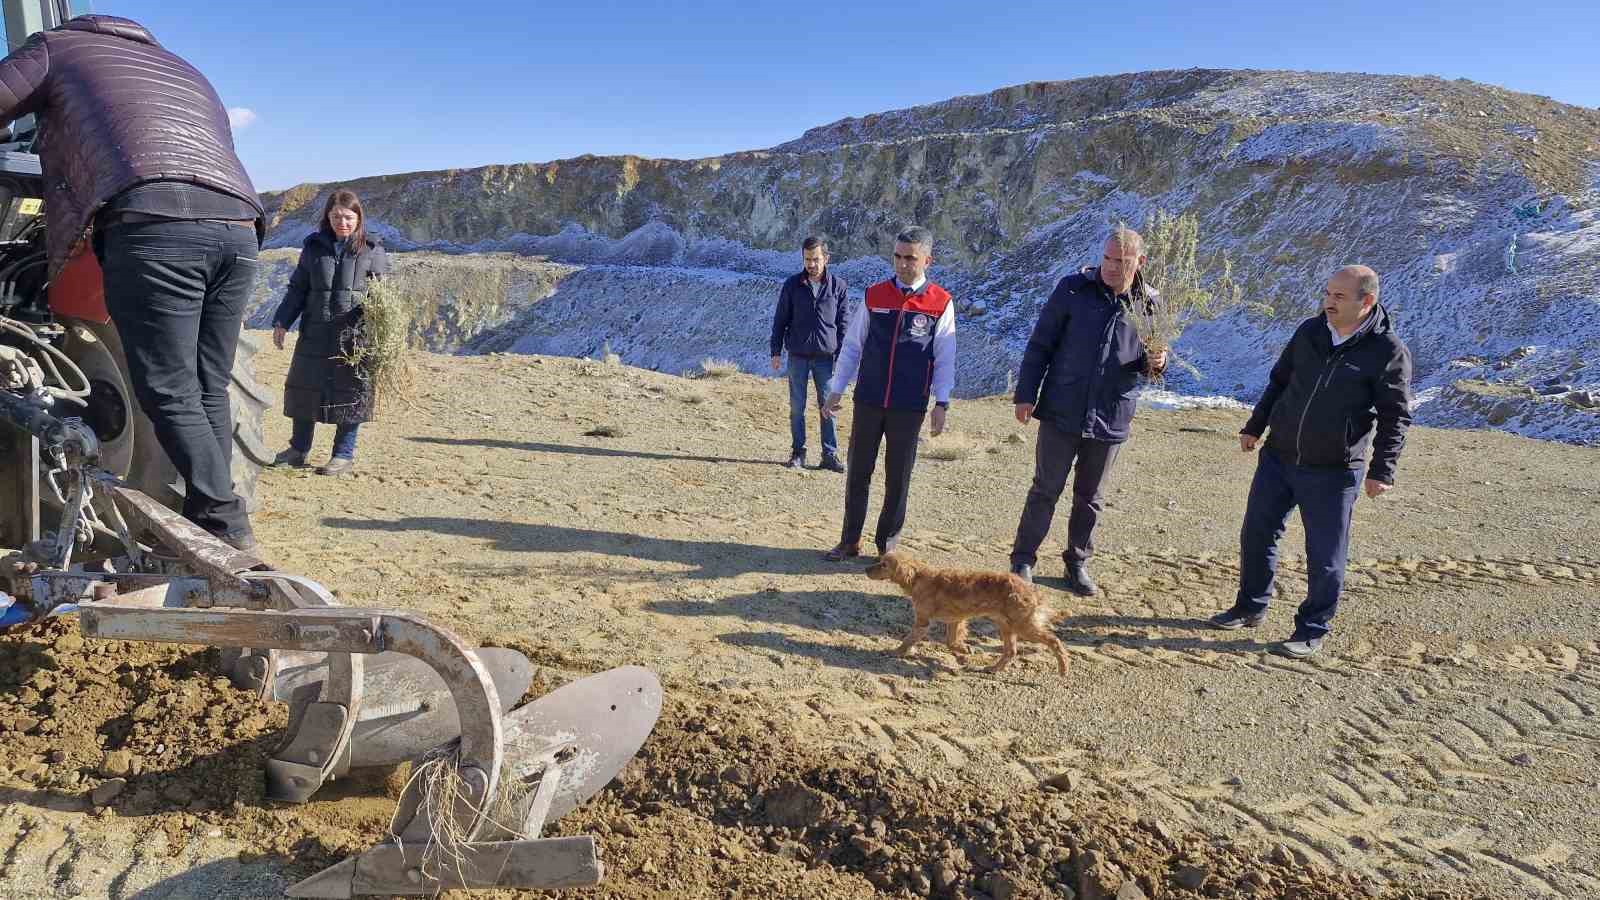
[95,0,1600,191]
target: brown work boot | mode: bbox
[823,541,861,562]
[316,457,354,477]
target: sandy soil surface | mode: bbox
[2,333,1596,899]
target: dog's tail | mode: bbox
[1031,602,1069,631]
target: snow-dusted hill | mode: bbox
[257,69,1600,442]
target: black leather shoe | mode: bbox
[785,452,805,469]
[1010,563,1033,584]
[1064,562,1097,596]
[219,529,259,553]
[1209,609,1267,630]
[271,447,308,468]
[818,454,845,473]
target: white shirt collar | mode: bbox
[895,275,927,292]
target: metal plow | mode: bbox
[1,413,662,897]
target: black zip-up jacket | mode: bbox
[1241,305,1413,484]
[770,270,851,358]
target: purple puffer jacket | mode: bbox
[0,15,263,277]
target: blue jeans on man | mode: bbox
[1232,448,1363,641]
[787,355,837,461]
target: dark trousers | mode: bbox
[1010,419,1122,567]
[1233,448,1363,641]
[99,220,259,539]
[841,403,925,552]
[786,355,837,457]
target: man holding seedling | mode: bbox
[1009,227,1168,595]
[1211,265,1413,658]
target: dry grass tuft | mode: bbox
[693,358,740,379]
[340,276,416,413]
[395,745,539,885]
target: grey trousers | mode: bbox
[1010,419,1122,567]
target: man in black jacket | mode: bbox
[1211,265,1413,658]
[0,15,265,553]
[1010,228,1166,595]
[770,236,850,471]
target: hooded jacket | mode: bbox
[271,231,388,424]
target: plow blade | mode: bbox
[493,664,663,830]
[288,665,662,897]
[273,647,535,768]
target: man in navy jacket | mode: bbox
[821,227,956,561]
[1010,228,1167,595]
[770,236,851,471]
[1211,265,1412,658]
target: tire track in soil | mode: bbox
[762,544,1600,897]
[1315,646,1600,898]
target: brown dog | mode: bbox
[866,553,1069,676]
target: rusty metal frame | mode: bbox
[287,837,603,898]
[77,605,504,814]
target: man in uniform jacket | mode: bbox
[1211,265,1413,659]
[770,236,850,471]
[821,227,955,561]
[1010,228,1167,595]
[0,15,265,552]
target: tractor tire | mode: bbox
[59,318,271,514]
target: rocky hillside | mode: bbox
[257,68,1600,442]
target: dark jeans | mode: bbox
[841,403,925,552]
[787,355,837,458]
[1233,448,1363,641]
[1010,419,1122,568]
[291,420,360,459]
[99,220,259,540]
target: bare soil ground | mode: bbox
[2,334,1597,899]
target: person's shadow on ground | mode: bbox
[1056,612,1274,654]
[644,589,906,638]
[408,435,779,467]
[323,515,849,580]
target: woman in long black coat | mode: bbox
[268,189,387,475]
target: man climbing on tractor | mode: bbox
[0,13,266,553]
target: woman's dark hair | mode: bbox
[319,189,367,248]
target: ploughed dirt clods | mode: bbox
[549,685,1470,900]
[2,618,1466,899]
